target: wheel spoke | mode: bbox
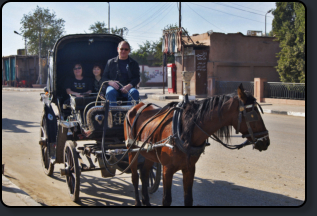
[40,114,54,176]
[64,142,80,201]
[149,171,154,186]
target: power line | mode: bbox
[185,3,226,33]
[128,32,160,36]
[135,3,176,33]
[129,2,170,31]
[188,2,267,24]
[126,35,160,40]
[230,2,275,15]
[211,2,274,18]
[121,2,161,27]
[126,3,178,46]
[130,2,173,32]
[128,30,161,35]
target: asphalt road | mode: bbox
[2,91,305,206]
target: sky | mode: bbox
[2,2,276,57]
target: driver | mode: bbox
[65,63,93,97]
[101,41,140,105]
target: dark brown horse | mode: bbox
[124,84,270,206]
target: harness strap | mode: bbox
[128,103,154,140]
[194,121,253,150]
[242,130,268,139]
[242,107,255,141]
[126,104,178,147]
[172,98,207,156]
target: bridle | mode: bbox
[235,99,269,145]
[193,97,269,150]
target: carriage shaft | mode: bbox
[94,143,174,156]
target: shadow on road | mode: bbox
[52,171,304,206]
[2,118,38,133]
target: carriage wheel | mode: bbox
[63,141,80,202]
[40,113,54,176]
[148,162,161,194]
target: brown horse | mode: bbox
[124,84,270,206]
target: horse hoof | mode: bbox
[135,201,142,206]
[142,200,151,206]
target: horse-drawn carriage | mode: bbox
[39,34,161,202]
[39,33,271,206]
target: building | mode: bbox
[2,53,47,87]
[174,31,281,96]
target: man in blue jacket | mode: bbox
[101,41,140,105]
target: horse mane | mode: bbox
[180,91,256,151]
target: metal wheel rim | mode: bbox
[148,162,161,194]
[63,142,80,201]
[149,164,157,187]
[64,146,76,195]
[40,115,54,175]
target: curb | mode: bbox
[146,94,181,101]
[263,109,305,117]
[2,87,43,92]
[2,175,41,206]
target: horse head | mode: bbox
[236,84,270,152]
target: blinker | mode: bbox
[245,110,259,122]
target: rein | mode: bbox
[194,99,269,150]
[194,122,252,150]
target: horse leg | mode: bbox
[139,159,154,206]
[129,152,141,206]
[182,164,196,206]
[162,165,175,206]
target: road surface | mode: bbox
[2,91,305,206]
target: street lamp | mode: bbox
[14,31,27,55]
[14,30,29,87]
[108,2,110,34]
[265,9,272,36]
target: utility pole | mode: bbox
[108,2,110,33]
[38,27,42,84]
[179,2,181,30]
[180,1,185,93]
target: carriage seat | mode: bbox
[69,94,97,111]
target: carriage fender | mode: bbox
[43,104,58,146]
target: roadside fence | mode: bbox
[264,82,305,100]
[215,81,305,100]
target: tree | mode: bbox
[88,21,129,39]
[20,5,65,57]
[272,2,305,83]
[110,26,129,39]
[89,21,109,34]
[129,24,187,66]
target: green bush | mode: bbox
[139,71,150,87]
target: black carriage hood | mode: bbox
[47,34,123,102]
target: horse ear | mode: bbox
[237,84,247,103]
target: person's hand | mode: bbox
[109,81,119,90]
[120,84,132,94]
